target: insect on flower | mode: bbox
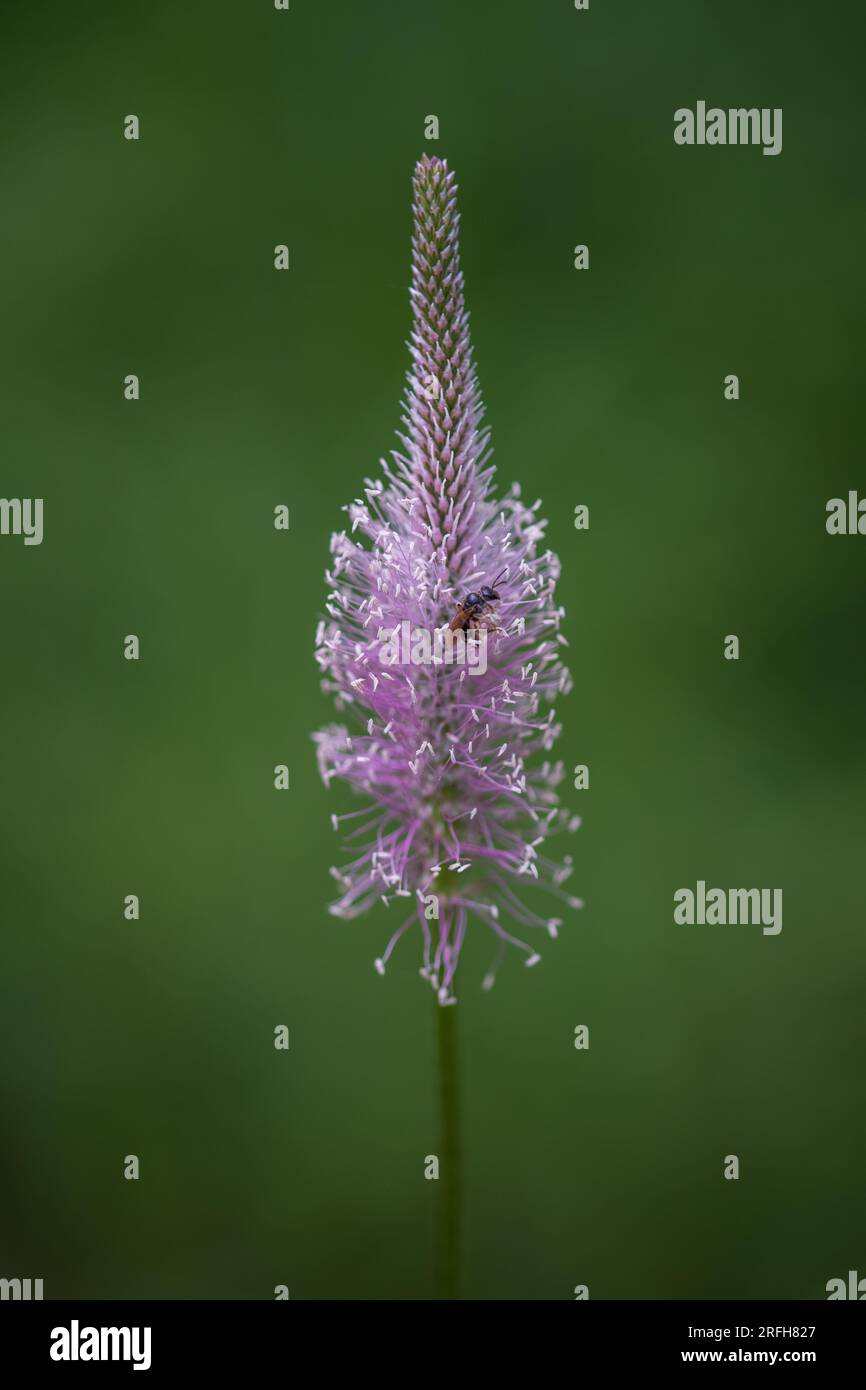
[448,567,508,634]
[313,155,583,1005]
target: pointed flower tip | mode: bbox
[415,152,450,180]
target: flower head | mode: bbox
[314,155,581,1004]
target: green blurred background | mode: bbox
[1,0,864,1300]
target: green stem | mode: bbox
[434,1000,461,1300]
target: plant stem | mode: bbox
[434,999,461,1300]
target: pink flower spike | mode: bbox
[313,156,579,1003]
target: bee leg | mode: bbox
[480,610,506,637]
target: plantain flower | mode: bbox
[314,154,581,1004]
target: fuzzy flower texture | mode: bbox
[314,155,581,1004]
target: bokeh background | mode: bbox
[1,0,864,1300]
